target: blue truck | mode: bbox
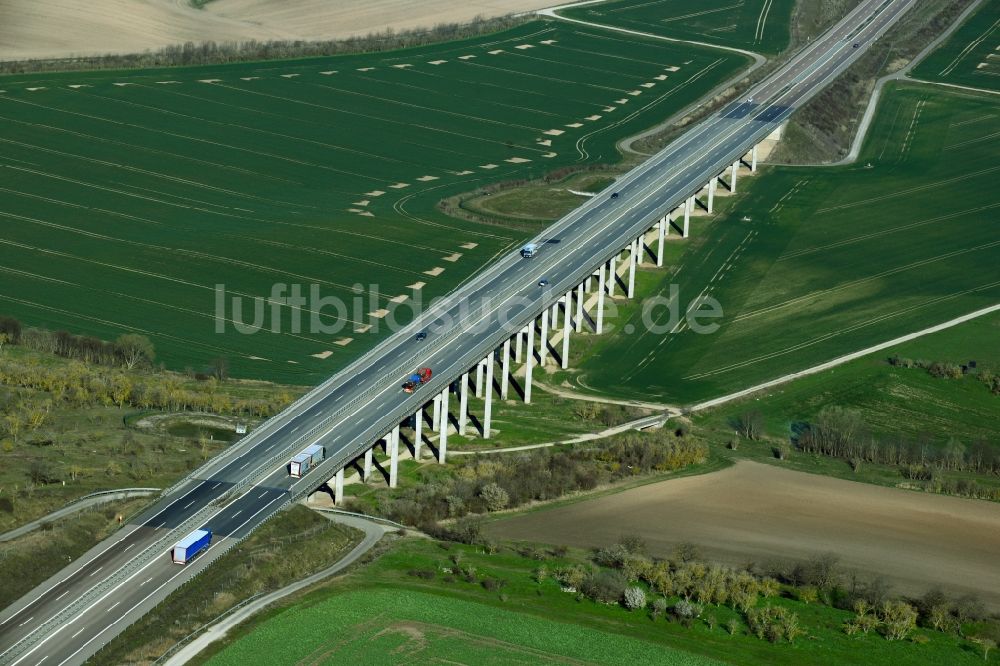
[172,528,212,565]
[289,443,325,478]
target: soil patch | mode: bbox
[489,460,1000,607]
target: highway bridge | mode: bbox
[0,0,916,662]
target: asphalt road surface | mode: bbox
[0,0,916,663]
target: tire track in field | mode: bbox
[88,85,426,171]
[357,71,565,119]
[814,164,1000,214]
[0,291,322,362]
[0,93,372,191]
[0,136,305,210]
[130,81,507,166]
[0,185,459,255]
[733,239,1000,323]
[777,202,1000,261]
[0,113,295,184]
[0,266,342,349]
[683,279,1000,380]
[0,210,418,296]
[206,81,541,158]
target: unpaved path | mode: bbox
[163,509,391,666]
[489,460,1000,607]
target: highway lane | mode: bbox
[0,0,916,663]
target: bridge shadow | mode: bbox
[643,242,658,263]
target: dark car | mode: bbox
[853,42,860,48]
[610,192,620,200]
[415,331,427,341]
[538,278,549,287]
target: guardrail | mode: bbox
[0,443,300,665]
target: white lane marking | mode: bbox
[210,482,221,490]
[258,492,267,499]
[123,543,135,552]
[54,591,69,602]
[231,510,242,518]
[88,567,102,577]
[139,577,153,587]
[227,495,283,538]
[107,602,120,613]
[182,500,196,509]
[17,617,33,627]
[54,543,221,666]
[70,628,85,639]
[0,2,908,660]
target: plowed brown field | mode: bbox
[489,461,1000,607]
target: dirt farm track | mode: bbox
[489,461,1000,608]
[0,0,558,61]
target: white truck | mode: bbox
[289,443,325,478]
[520,243,538,259]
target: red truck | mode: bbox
[402,368,432,393]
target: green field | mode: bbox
[0,21,747,384]
[559,83,1000,403]
[911,0,1000,91]
[204,538,998,666]
[560,0,796,53]
[698,311,1000,445]
[205,588,718,665]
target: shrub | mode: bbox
[479,482,509,512]
[623,586,646,610]
[879,600,917,641]
[407,569,435,579]
[725,618,741,635]
[672,599,702,619]
[582,570,627,604]
[651,598,668,619]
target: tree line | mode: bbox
[0,15,529,75]
[352,430,707,531]
[794,405,1000,500]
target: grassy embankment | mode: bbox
[0,20,747,385]
[92,506,362,665]
[200,537,1000,666]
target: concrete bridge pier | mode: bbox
[657,215,667,266]
[413,404,424,460]
[730,160,739,193]
[458,370,469,436]
[500,337,511,399]
[608,254,617,296]
[388,424,400,488]
[514,328,523,362]
[475,361,484,398]
[363,447,373,482]
[438,386,449,462]
[539,309,549,365]
[483,351,495,438]
[708,176,717,213]
[751,144,758,173]
[524,322,535,403]
[627,237,638,298]
[333,467,344,504]
[575,283,584,333]
[596,263,606,334]
[683,196,693,238]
